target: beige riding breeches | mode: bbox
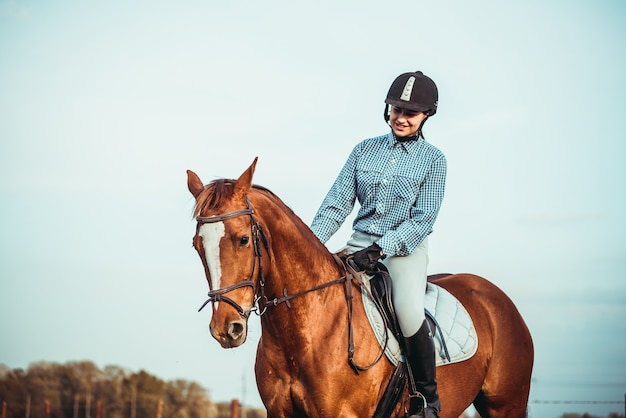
[344,231,429,337]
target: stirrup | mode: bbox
[405,393,439,418]
[404,392,427,417]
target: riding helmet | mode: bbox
[384,71,438,122]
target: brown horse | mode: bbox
[187,158,534,418]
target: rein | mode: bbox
[261,273,348,310]
[195,196,386,373]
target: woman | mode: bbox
[310,70,446,418]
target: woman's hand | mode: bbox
[352,243,386,271]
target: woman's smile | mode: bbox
[389,106,427,138]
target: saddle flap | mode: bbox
[362,279,479,367]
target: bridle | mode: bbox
[196,197,269,318]
[194,195,387,373]
[194,197,349,317]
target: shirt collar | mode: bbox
[386,131,422,153]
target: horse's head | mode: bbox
[187,157,269,348]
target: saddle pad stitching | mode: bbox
[362,282,479,367]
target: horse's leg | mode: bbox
[435,360,487,418]
[471,345,533,418]
[255,341,299,418]
[473,392,530,418]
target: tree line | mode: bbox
[0,361,265,418]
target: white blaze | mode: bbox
[198,222,226,292]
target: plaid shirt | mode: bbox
[311,131,446,257]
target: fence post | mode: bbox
[25,394,31,418]
[130,387,136,418]
[230,399,239,418]
[85,394,91,418]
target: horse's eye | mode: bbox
[239,235,250,246]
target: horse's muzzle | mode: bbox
[210,316,248,348]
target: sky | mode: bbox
[1,0,625,417]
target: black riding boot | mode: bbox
[404,320,440,418]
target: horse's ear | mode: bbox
[187,170,205,199]
[234,157,258,199]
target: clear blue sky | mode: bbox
[1,1,625,416]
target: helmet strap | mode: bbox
[384,104,391,123]
[416,115,429,139]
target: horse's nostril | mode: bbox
[228,321,246,340]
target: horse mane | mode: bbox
[193,179,234,217]
[193,178,295,220]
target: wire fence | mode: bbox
[532,400,624,404]
[528,397,626,418]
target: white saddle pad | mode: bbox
[361,278,478,367]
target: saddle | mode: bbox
[337,253,477,417]
[367,264,451,361]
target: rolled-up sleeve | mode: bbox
[310,147,359,243]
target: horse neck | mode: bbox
[252,194,345,301]
[251,194,363,365]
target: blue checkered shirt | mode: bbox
[311,131,446,257]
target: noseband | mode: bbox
[196,197,269,318]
